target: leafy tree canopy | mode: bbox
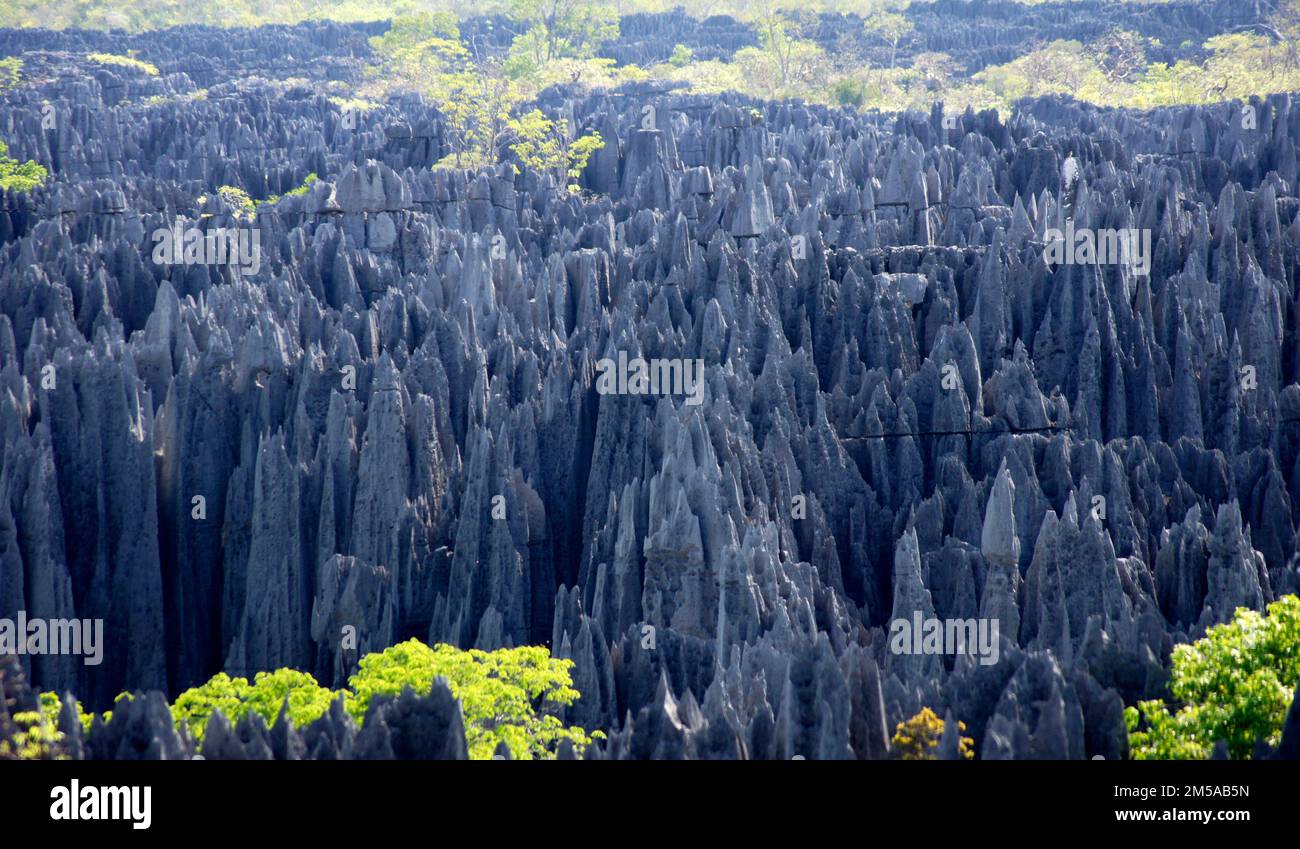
[1127,594,1300,759]
[346,639,601,759]
[0,139,47,192]
[507,109,604,190]
[506,0,619,73]
[69,640,603,759]
[171,669,335,742]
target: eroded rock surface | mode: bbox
[2,10,1299,759]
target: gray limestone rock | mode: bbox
[2,9,1299,762]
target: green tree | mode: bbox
[368,11,465,94]
[370,14,525,170]
[170,673,253,741]
[0,140,47,192]
[171,669,334,742]
[435,55,524,170]
[241,669,336,731]
[507,0,619,71]
[831,77,868,107]
[975,39,1106,106]
[508,109,604,191]
[863,0,913,75]
[1126,594,1300,760]
[739,2,828,95]
[346,639,600,759]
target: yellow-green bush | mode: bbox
[161,640,601,759]
[0,140,46,192]
[1127,595,1300,760]
[0,691,67,760]
[345,639,602,759]
[87,52,158,75]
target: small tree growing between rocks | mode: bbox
[891,706,973,760]
[1126,594,1300,759]
[0,139,47,192]
[507,109,604,192]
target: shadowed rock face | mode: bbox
[1,10,1300,760]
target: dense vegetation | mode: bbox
[1126,595,1300,760]
[346,1,1300,172]
[22,641,600,760]
[0,691,66,760]
[0,139,46,191]
[86,50,157,74]
[5,1,1300,116]
[362,11,609,178]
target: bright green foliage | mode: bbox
[87,51,159,75]
[0,57,20,91]
[171,669,334,742]
[430,58,522,170]
[262,172,318,206]
[368,12,465,93]
[240,669,336,731]
[891,706,973,760]
[668,43,693,67]
[1126,594,1300,760]
[368,14,524,171]
[371,12,618,176]
[162,640,598,758]
[143,89,208,108]
[283,172,319,197]
[1,691,67,760]
[170,673,252,741]
[506,0,619,72]
[508,109,566,174]
[507,109,604,190]
[0,140,47,192]
[38,689,62,725]
[652,4,1300,116]
[214,185,256,219]
[346,639,600,759]
[976,40,1106,105]
[567,133,605,182]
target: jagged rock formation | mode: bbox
[2,10,1300,760]
[866,0,1268,73]
[604,10,759,66]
